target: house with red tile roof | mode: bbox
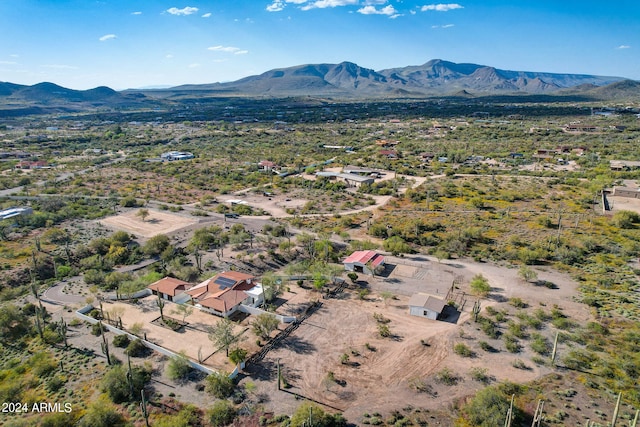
[186,271,263,318]
[343,250,385,275]
[148,277,192,302]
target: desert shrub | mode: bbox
[207,400,236,427]
[530,333,551,355]
[377,324,391,338]
[167,353,192,381]
[512,359,529,370]
[454,343,474,357]
[101,364,151,404]
[206,372,234,399]
[112,334,130,348]
[91,322,106,336]
[77,397,126,427]
[613,210,640,229]
[461,386,526,426]
[30,352,57,378]
[507,321,528,339]
[470,367,491,384]
[478,316,500,339]
[125,338,147,357]
[434,368,459,386]
[504,334,521,353]
[509,297,527,308]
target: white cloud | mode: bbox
[267,1,285,11]
[432,23,455,28]
[166,6,199,16]
[0,61,18,65]
[188,63,200,68]
[421,3,463,12]
[202,12,212,18]
[166,54,174,59]
[208,45,249,55]
[131,11,142,15]
[99,34,117,42]
[617,45,631,49]
[358,4,398,16]
[301,0,358,10]
[41,64,79,70]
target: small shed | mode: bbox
[408,293,446,320]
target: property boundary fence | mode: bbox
[247,301,323,365]
[74,304,240,378]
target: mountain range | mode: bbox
[168,59,630,98]
[1,60,639,114]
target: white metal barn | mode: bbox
[408,293,446,320]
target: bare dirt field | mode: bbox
[99,209,199,238]
[240,255,590,422]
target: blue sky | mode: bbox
[0,0,638,90]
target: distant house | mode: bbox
[419,152,435,162]
[186,271,263,317]
[258,160,278,171]
[148,277,192,302]
[610,160,640,171]
[0,206,33,221]
[379,150,398,159]
[161,151,194,161]
[408,293,446,320]
[564,124,597,132]
[343,250,385,275]
[16,160,48,169]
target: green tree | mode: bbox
[208,318,244,357]
[143,234,171,256]
[229,347,248,366]
[252,313,280,339]
[136,208,150,222]
[261,271,284,303]
[383,235,412,255]
[470,274,491,297]
[173,303,194,323]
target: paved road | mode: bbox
[41,278,87,305]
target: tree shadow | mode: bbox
[281,335,316,354]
